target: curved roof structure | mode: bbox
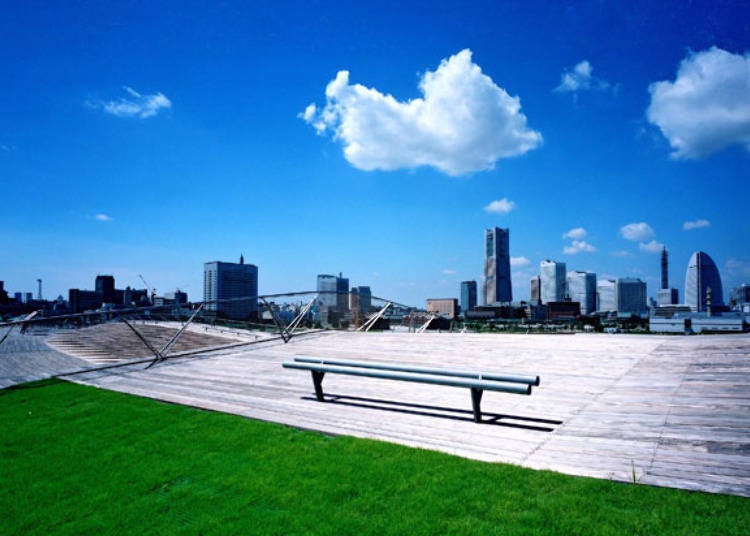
[684,251,724,312]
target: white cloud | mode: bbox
[620,222,655,242]
[555,60,610,93]
[441,269,456,275]
[94,213,112,222]
[484,198,515,214]
[301,49,542,176]
[647,47,750,159]
[683,219,711,230]
[563,240,596,255]
[562,227,587,240]
[510,256,530,267]
[610,250,631,258]
[88,86,172,119]
[639,240,664,254]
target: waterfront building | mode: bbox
[95,275,116,303]
[597,279,616,313]
[483,227,512,304]
[685,251,724,312]
[426,298,459,319]
[530,276,541,302]
[317,273,349,313]
[460,280,477,314]
[567,271,597,315]
[616,278,647,318]
[204,255,258,320]
[540,260,566,304]
[657,247,679,306]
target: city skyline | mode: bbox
[1,2,748,306]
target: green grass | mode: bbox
[1,380,748,535]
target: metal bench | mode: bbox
[282,357,540,423]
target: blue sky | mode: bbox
[1,1,748,306]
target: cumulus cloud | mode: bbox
[300,49,542,176]
[683,219,711,230]
[562,227,587,240]
[620,222,655,242]
[555,60,610,93]
[647,47,750,159]
[510,256,530,267]
[94,213,112,221]
[484,198,515,214]
[563,240,596,255]
[88,87,172,119]
[639,240,664,254]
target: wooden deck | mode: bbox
[59,331,750,496]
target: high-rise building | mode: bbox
[336,273,350,313]
[483,227,512,305]
[204,255,259,320]
[316,274,338,310]
[529,275,541,302]
[658,247,679,306]
[355,286,372,311]
[597,279,616,312]
[685,251,724,312]
[95,275,116,303]
[540,260,566,304]
[567,271,597,315]
[616,278,647,318]
[460,281,477,314]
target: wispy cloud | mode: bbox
[300,49,542,176]
[610,250,631,258]
[726,258,750,281]
[562,227,587,240]
[563,240,596,255]
[683,219,711,230]
[87,86,172,119]
[94,213,113,222]
[555,60,611,93]
[484,198,515,214]
[510,256,530,267]
[441,268,456,275]
[620,222,654,242]
[639,240,663,254]
[647,47,750,159]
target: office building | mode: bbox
[204,255,259,320]
[567,271,597,315]
[616,278,647,318]
[317,273,349,312]
[95,275,116,303]
[483,227,512,304]
[540,260,566,304]
[351,286,372,312]
[530,276,541,302]
[460,280,477,314]
[685,251,725,312]
[597,279,616,312]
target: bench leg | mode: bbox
[470,388,484,423]
[311,371,326,401]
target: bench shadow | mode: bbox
[301,393,562,432]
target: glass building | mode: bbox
[460,280,477,314]
[483,227,512,304]
[597,279,616,312]
[616,278,647,318]
[203,256,258,320]
[685,251,724,312]
[540,260,566,304]
[567,271,597,315]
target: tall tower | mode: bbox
[539,260,566,303]
[483,227,512,305]
[661,247,668,289]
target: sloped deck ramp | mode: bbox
[67,331,750,497]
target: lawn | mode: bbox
[1,379,748,535]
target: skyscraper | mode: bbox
[567,271,597,315]
[317,273,349,313]
[529,275,541,302]
[658,247,679,306]
[616,278,647,317]
[204,255,259,320]
[685,251,724,312]
[460,280,477,313]
[597,279,616,312]
[483,227,512,305]
[540,260,566,303]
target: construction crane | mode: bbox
[139,274,156,303]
